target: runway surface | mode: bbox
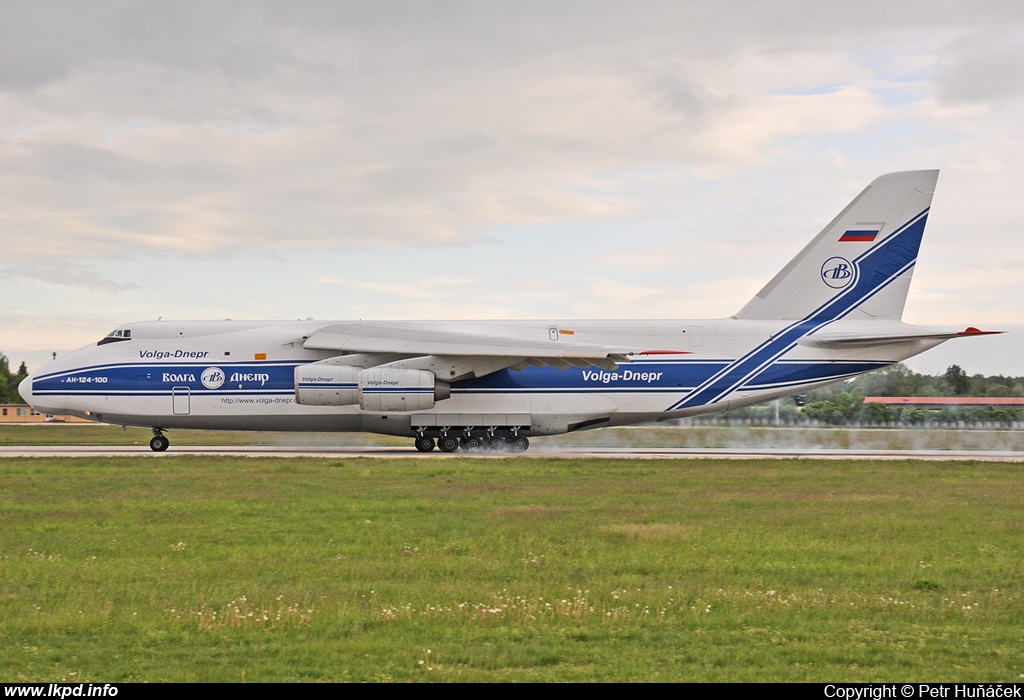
[3,445,1024,460]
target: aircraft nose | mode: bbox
[18,374,33,404]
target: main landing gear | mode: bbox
[150,429,169,452]
[414,432,529,453]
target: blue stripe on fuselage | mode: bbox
[740,361,890,389]
[32,362,300,395]
[35,358,890,401]
[455,361,725,392]
[452,359,888,394]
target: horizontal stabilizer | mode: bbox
[799,327,1002,349]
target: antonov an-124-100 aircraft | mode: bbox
[19,170,997,452]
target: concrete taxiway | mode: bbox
[2,446,1024,460]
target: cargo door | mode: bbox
[172,386,191,415]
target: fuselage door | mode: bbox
[172,386,191,415]
[686,325,703,349]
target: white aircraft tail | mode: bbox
[735,170,938,321]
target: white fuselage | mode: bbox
[21,318,942,437]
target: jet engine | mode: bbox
[359,368,449,412]
[294,364,359,406]
[294,362,450,411]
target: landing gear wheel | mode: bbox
[414,436,435,452]
[150,434,169,452]
[438,436,460,453]
[511,436,529,453]
[489,436,507,451]
[463,436,483,451]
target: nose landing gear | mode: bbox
[150,429,169,452]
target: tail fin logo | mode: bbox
[820,257,855,289]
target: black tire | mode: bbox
[490,436,507,451]
[414,436,435,452]
[463,436,482,451]
[511,436,529,453]
[150,435,169,452]
[438,436,460,453]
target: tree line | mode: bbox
[709,363,1024,426]
[0,353,29,404]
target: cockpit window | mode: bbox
[97,328,132,346]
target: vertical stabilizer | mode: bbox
[734,170,938,321]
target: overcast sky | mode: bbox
[3,1,1024,374]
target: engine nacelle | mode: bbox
[294,364,359,406]
[295,363,451,411]
[360,368,448,412]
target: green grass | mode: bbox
[1,457,1023,681]
[5,422,1024,451]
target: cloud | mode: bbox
[0,263,139,293]
[933,34,1024,107]
[0,311,119,355]
[7,2,1015,267]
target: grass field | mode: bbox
[1,456,1023,681]
[0,424,406,447]
[4,423,1024,451]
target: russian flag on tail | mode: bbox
[839,229,879,242]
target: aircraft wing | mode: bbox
[302,323,630,375]
[800,327,1002,349]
